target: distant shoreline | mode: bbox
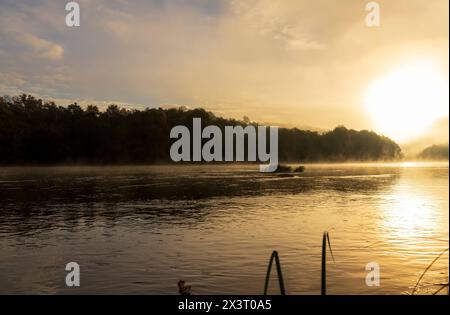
[0,160,447,168]
[1,94,403,165]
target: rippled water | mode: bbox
[0,163,448,294]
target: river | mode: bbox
[0,163,448,294]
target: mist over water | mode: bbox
[0,163,448,294]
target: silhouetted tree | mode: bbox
[0,94,402,165]
[418,144,449,160]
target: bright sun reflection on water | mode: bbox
[401,162,419,168]
[382,192,434,238]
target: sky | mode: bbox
[0,0,448,144]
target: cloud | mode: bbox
[0,0,448,135]
[230,0,324,51]
[14,31,64,60]
[0,1,64,61]
[0,72,26,87]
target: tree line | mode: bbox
[418,144,449,160]
[0,94,402,164]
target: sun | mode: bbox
[364,60,449,143]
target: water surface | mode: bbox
[0,163,448,294]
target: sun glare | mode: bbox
[364,61,449,143]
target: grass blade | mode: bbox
[412,247,449,295]
[321,231,335,295]
[432,284,449,295]
[326,232,335,263]
[321,232,327,295]
[263,250,286,295]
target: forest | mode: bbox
[0,94,403,164]
[418,144,449,160]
